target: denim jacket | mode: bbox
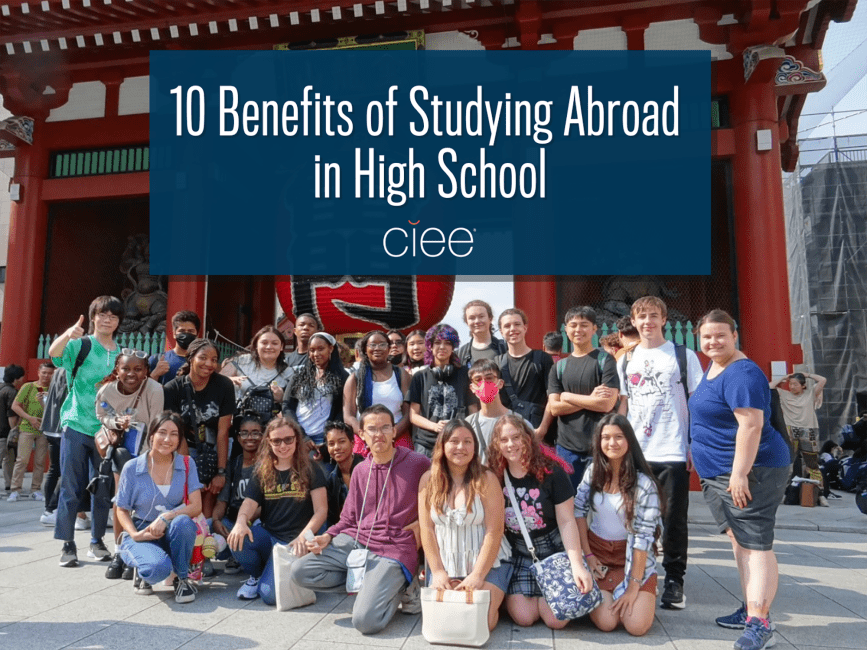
[574,463,661,600]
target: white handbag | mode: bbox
[272,543,316,611]
[420,588,490,647]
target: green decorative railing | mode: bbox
[559,320,700,354]
[49,145,149,178]
[37,332,242,363]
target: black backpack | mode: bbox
[42,337,92,434]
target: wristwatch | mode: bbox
[216,467,227,477]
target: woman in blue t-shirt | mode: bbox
[689,310,791,650]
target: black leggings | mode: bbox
[45,436,62,512]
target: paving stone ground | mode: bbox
[1,478,865,650]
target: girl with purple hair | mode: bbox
[408,324,478,458]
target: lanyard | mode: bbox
[355,454,394,549]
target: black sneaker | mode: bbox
[88,539,112,561]
[105,554,125,579]
[224,557,241,574]
[661,580,686,609]
[175,577,197,604]
[59,541,78,567]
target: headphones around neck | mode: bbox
[432,364,455,382]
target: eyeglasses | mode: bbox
[121,348,148,359]
[238,430,263,439]
[269,436,296,447]
[363,425,394,436]
[367,342,389,350]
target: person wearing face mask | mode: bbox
[149,311,201,386]
[465,359,533,464]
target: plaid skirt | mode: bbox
[506,529,564,597]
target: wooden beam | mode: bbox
[41,171,148,201]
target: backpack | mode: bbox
[41,337,92,434]
[769,388,796,463]
[618,343,689,403]
[501,349,551,427]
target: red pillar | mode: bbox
[250,277,277,334]
[729,74,802,374]
[0,133,49,366]
[164,276,207,346]
[513,276,557,350]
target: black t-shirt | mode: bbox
[284,351,306,369]
[245,462,326,543]
[325,454,364,526]
[547,350,619,453]
[0,383,17,438]
[163,374,236,447]
[497,350,554,420]
[503,464,575,550]
[217,454,255,522]
[408,365,472,450]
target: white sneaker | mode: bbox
[237,576,260,600]
[31,491,44,501]
[75,515,91,531]
[40,510,56,526]
[7,491,19,502]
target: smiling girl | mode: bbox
[574,413,663,636]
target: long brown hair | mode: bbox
[589,413,663,536]
[426,419,487,515]
[254,416,311,498]
[487,414,555,483]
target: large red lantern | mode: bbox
[275,276,455,335]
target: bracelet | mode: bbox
[158,514,170,525]
[629,576,641,585]
[583,553,595,559]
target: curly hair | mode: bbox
[588,413,663,537]
[426,419,487,516]
[99,350,149,386]
[176,339,220,377]
[254,416,312,499]
[423,324,461,367]
[487,414,555,483]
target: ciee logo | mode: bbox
[383,221,474,258]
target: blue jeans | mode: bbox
[54,428,110,544]
[556,444,592,490]
[120,515,197,584]
[231,524,278,605]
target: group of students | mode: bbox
[17,293,791,650]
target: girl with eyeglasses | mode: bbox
[210,413,264,575]
[227,416,327,604]
[96,349,165,581]
[344,330,413,455]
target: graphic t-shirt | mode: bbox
[408,365,472,450]
[245,462,326,543]
[163,374,236,447]
[503,464,575,553]
[217,454,256,521]
[619,341,703,463]
[547,350,619,454]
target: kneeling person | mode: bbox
[290,404,431,635]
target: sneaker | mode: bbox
[59,541,78,567]
[40,510,56,526]
[88,539,111,561]
[224,556,241,574]
[827,492,842,500]
[31,491,44,501]
[202,558,217,578]
[817,495,830,507]
[7,491,19,502]
[400,576,422,614]
[237,576,260,600]
[734,616,776,650]
[133,569,153,595]
[75,515,91,531]
[105,554,125,579]
[121,564,135,580]
[661,580,686,609]
[717,603,748,629]
[175,577,198,604]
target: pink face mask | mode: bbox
[472,380,500,404]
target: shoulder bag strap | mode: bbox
[500,357,521,406]
[71,336,93,383]
[504,472,539,563]
[183,454,190,505]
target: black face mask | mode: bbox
[175,332,197,350]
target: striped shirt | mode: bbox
[430,494,511,578]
